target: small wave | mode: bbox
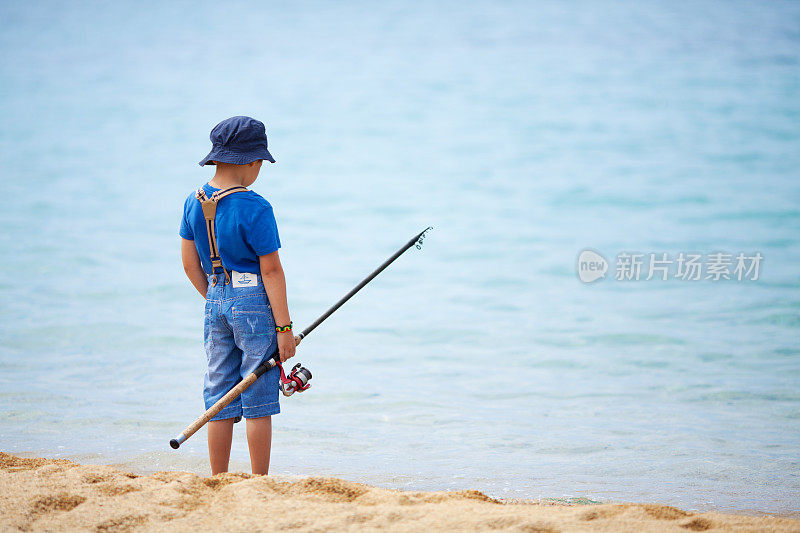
[693,391,800,403]
[550,187,711,209]
[752,313,800,328]
[584,333,686,346]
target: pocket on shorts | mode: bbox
[203,302,214,355]
[232,304,275,357]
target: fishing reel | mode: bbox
[279,362,312,396]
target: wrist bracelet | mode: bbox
[276,322,293,333]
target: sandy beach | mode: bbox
[1,453,796,532]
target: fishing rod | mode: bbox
[170,226,432,449]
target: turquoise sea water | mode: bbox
[1,1,799,514]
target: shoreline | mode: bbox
[2,453,797,532]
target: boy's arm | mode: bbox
[181,238,208,298]
[259,251,296,362]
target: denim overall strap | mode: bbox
[195,186,248,284]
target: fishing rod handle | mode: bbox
[169,355,280,449]
[169,373,257,449]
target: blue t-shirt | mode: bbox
[179,183,281,274]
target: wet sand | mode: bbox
[1,453,796,532]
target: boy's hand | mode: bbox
[277,331,296,362]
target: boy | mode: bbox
[179,116,295,475]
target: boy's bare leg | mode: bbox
[208,419,235,474]
[246,416,272,475]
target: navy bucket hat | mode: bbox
[199,116,276,166]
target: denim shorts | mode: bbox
[203,271,280,421]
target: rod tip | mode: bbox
[415,226,433,249]
[169,439,181,449]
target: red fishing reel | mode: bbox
[279,362,312,396]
